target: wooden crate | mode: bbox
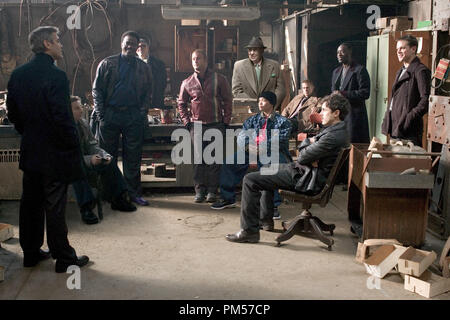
[364,244,407,278]
[398,247,437,277]
[404,270,450,298]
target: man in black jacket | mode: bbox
[381,35,431,146]
[7,26,89,272]
[92,30,153,206]
[331,42,370,144]
[226,93,350,243]
[137,37,167,109]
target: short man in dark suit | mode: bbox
[331,42,370,143]
[7,26,89,272]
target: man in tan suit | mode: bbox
[282,80,320,135]
[232,36,285,109]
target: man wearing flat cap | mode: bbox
[232,36,285,110]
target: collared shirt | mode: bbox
[178,68,232,125]
[339,66,350,91]
[108,54,139,108]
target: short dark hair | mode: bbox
[192,49,207,59]
[321,93,350,121]
[339,42,353,52]
[301,79,314,87]
[398,34,418,51]
[70,95,81,104]
[28,26,59,54]
[121,30,140,43]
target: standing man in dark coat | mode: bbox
[92,30,153,206]
[331,42,370,143]
[7,26,89,272]
[137,37,167,108]
[381,35,431,146]
[225,93,350,243]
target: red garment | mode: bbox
[177,68,232,125]
[255,118,268,146]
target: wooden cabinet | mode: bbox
[175,25,239,81]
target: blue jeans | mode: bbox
[219,151,282,207]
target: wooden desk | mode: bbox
[347,144,434,247]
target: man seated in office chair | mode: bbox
[70,96,136,224]
[225,93,350,243]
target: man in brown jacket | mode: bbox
[381,35,431,146]
[281,79,320,136]
[232,36,285,110]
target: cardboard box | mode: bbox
[364,244,407,278]
[355,239,402,263]
[375,17,391,29]
[390,17,413,31]
[398,247,437,277]
[0,223,14,242]
[404,270,450,298]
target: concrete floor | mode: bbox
[0,188,449,300]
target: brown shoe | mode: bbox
[225,230,260,243]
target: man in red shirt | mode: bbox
[178,49,233,203]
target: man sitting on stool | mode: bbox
[226,93,349,243]
[71,96,136,224]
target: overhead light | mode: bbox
[161,5,260,21]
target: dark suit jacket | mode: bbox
[147,56,167,108]
[292,121,349,194]
[331,62,370,143]
[381,57,431,145]
[7,53,83,183]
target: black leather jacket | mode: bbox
[92,54,153,119]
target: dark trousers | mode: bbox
[190,122,225,194]
[219,151,282,207]
[19,171,77,263]
[240,164,296,232]
[72,161,127,209]
[98,107,145,198]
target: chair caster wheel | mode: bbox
[276,242,281,247]
[327,245,332,251]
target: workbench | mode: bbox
[347,144,435,247]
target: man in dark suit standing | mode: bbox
[7,26,89,273]
[381,35,431,146]
[331,42,370,143]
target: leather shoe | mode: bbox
[81,209,99,224]
[112,193,137,212]
[55,255,89,273]
[225,230,260,243]
[206,192,217,203]
[23,248,51,267]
